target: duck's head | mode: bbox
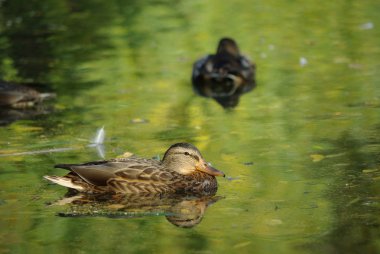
[162,143,225,177]
[216,37,240,56]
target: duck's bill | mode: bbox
[197,164,225,177]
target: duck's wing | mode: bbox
[54,158,174,187]
[55,161,120,186]
[238,56,256,91]
[192,55,212,79]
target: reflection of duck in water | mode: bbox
[0,107,52,126]
[0,80,56,108]
[54,193,223,228]
[45,143,225,195]
[166,195,222,228]
[192,38,256,108]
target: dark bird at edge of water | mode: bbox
[0,80,56,108]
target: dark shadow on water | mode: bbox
[0,106,54,126]
[299,128,380,253]
[0,0,187,95]
[0,0,136,94]
[49,192,223,228]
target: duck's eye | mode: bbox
[184,152,190,156]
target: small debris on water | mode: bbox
[233,241,252,249]
[359,22,374,30]
[348,63,363,69]
[299,57,308,67]
[130,118,149,124]
[260,52,267,59]
[226,176,241,181]
[310,154,325,162]
[266,219,283,226]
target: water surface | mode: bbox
[0,1,379,253]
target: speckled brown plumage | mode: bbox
[44,143,224,194]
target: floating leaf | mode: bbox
[362,168,378,173]
[310,154,325,162]
[266,219,283,226]
[130,118,149,124]
[233,241,252,249]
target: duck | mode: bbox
[192,37,256,108]
[0,80,56,108]
[44,143,225,195]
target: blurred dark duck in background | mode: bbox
[0,80,56,108]
[192,37,256,108]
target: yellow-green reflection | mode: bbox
[0,0,379,253]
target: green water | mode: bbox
[1,0,380,253]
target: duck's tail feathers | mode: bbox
[44,175,84,191]
[39,92,56,101]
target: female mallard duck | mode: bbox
[44,143,225,194]
[192,37,256,107]
[0,80,55,108]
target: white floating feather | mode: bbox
[92,126,105,145]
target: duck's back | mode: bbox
[49,157,217,194]
[0,80,55,108]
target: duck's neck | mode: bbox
[161,160,190,175]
